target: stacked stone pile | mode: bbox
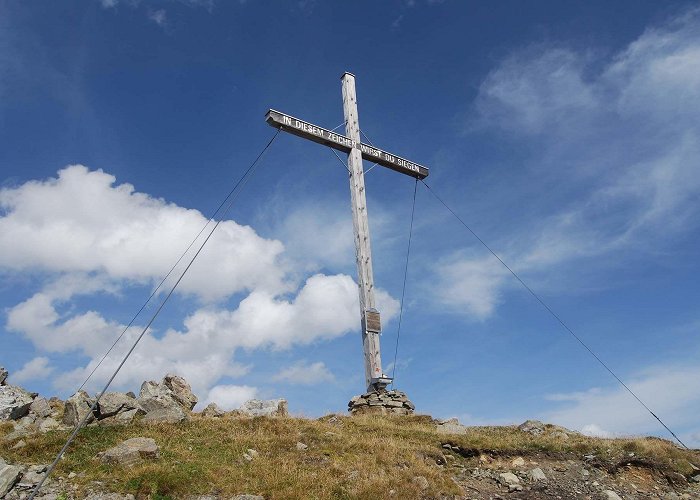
[348,389,415,415]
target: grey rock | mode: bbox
[201,403,225,418]
[38,417,60,433]
[18,465,47,486]
[114,408,139,424]
[412,475,429,490]
[141,405,187,424]
[162,374,197,411]
[243,448,259,462]
[29,397,52,418]
[0,463,23,497]
[11,440,26,450]
[518,420,546,435]
[97,392,139,419]
[139,380,160,400]
[238,399,288,417]
[231,496,264,500]
[603,491,623,500]
[436,418,469,435]
[0,367,7,385]
[62,390,96,427]
[0,385,34,420]
[508,484,523,492]
[296,441,308,451]
[511,457,525,467]
[101,437,159,466]
[690,474,700,483]
[85,493,136,499]
[497,472,520,486]
[528,468,547,481]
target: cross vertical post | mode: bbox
[341,72,391,392]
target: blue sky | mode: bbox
[1,1,700,446]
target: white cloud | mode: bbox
[0,165,289,302]
[1,166,400,401]
[544,363,700,446]
[273,361,335,385]
[12,357,54,384]
[202,384,258,410]
[434,253,508,319]
[147,9,167,27]
[441,7,700,319]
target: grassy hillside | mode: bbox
[2,415,699,499]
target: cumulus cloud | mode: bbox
[1,166,399,400]
[544,363,700,446]
[440,7,700,318]
[202,384,258,410]
[273,361,335,385]
[12,357,54,384]
[0,165,289,302]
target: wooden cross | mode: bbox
[266,72,429,392]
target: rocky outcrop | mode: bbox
[142,406,188,424]
[137,374,197,416]
[62,390,97,427]
[0,460,23,498]
[348,390,415,416]
[237,399,288,417]
[0,367,8,385]
[97,392,140,420]
[162,374,197,410]
[0,384,34,421]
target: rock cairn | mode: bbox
[348,389,415,416]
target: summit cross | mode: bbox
[265,72,429,392]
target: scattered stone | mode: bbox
[497,472,520,486]
[68,472,77,479]
[238,399,288,417]
[0,367,7,385]
[436,418,469,435]
[38,417,60,433]
[11,440,26,450]
[84,493,136,499]
[201,403,225,418]
[141,406,187,424]
[518,420,545,435]
[162,374,198,411]
[0,384,34,420]
[348,390,415,416]
[62,390,96,427]
[243,448,259,462]
[690,474,700,483]
[29,397,52,418]
[511,457,525,467]
[412,475,429,490]
[19,465,48,487]
[508,483,523,492]
[296,441,308,451]
[528,468,547,481]
[100,437,159,466]
[0,463,23,497]
[231,495,264,500]
[604,491,623,500]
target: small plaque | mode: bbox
[365,309,381,333]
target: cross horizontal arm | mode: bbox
[265,109,429,179]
